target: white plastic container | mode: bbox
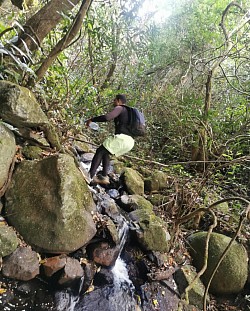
[89,122,99,131]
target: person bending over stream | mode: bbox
[86,94,134,185]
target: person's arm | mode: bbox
[86,106,123,126]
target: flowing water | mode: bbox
[54,154,140,311]
[73,257,139,311]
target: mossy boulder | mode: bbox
[187,232,248,295]
[0,225,19,257]
[0,123,16,190]
[203,190,229,214]
[129,208,170,252]
[121,167,144,195]
[0,81,61,149]
[0,81,48,127]
[128,194,154,211]
[144,170,169,192]
[5,154,97,253]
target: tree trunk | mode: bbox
[193,2,250,167]
[16,0,81,52]
[34,0,92,82]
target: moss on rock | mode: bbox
[0,225,19,257]
[122,167,144,195]
[187,231,248,295]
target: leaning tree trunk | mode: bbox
[33,0,92,82]
[16,0,81,52]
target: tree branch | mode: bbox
[33,0,92,82]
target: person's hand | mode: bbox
[85,119,92,127]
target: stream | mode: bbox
[0,149,181,311]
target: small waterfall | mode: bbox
[112,257,134,292]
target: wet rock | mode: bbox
[140,279,179,311]
[0,123,16,191]
[58,257,84,286]
[119,194,133,210]
[75,283,140,311]
[107,189,120,200]
[0,274,55,310]
[121,168,144,195]
[82,262,96,293]
[94,267,114,286]
[174,265,209,309]
[100,197,123,223]
[42,255,67,277]
[126,257,149,290]
[0,225,19,257]
[5,154,97,253]
[16,278,45,296]
[105,217,120,244]
[80,152,95,162]
[2,247,40,281]
[90,242,120,267]
[187,231,248,295]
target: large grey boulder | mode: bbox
[0,81,48,127]
[0,81,61,149]
[0,123,16,191]
[187,231,248,295]
[5,154,97,253]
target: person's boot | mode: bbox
[92,174,110,185]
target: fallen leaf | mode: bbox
[152,299,158,307]
[0,288,7,294]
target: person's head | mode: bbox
[114,94,127,106]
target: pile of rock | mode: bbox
[0,81,249,311]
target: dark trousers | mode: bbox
[89,145,111,178]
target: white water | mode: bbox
[112,257,133,289]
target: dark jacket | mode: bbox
[91,105,131,136]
